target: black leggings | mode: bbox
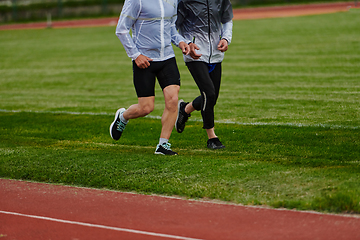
[186,61,222,129]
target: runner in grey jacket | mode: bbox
[176,0,233,63]
[111,0,190,155]
[175,0,233,149]
[116,0,188,62]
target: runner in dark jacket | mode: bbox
[175,0,233,149]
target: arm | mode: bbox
[115,0,141,61]
[220,0,233,48]
[175,0,185,31]
[221,20,233,45]
[171,10,190,55]
[115,0,152,68]
[218,20,233,52]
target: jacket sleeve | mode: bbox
[115,0,141,60]
[221,20,233,44]
[221,0,233,44]
[175,0,185,30]
[221,0,233,23]
[171,13,188,47]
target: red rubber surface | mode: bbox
[1,179,360,240]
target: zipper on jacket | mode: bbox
[159,0,165,59]
[206,0,212,63]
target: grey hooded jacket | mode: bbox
[176,0,233,64]
[116,0,187,62]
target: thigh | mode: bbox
[133,61,156,98]
[156,58,181,90]
[186,61,214,94]
[209,63,222,99]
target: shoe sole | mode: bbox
[109,108,125,140]
[154,152,178,155]
[175,99,184,133]
[209,147,225,150]
[207,145,225,150]
[154,152,164,155]
[154,149,178,155]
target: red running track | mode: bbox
[231,1,359,19]
[1,179,360,240]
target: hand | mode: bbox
[217,39,228,52]
[135,54,153,69]
[189,43,202,60]
[179,41,190,55]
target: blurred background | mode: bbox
[0,0,357,23]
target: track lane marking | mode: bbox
[0,109,358,129]
[0,210,203,240]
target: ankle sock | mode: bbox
[159,138,169,146]
[120,112,128,124]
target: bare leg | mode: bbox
[206,128,217,139]
[160,85,180,139]
[184,102,196,115]
[123,96,155,120]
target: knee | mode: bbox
[203,90,216,106]
[167,94,178,108]
[137,101,154,116]
[141,104,154,115]
[164,86,179,110]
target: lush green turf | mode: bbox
[1,11,359,213]
[1,112,359,213]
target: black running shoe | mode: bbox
[175,99,191,133]
[207,138,225,149]
[155,142,178,155]
[109,108,127,140]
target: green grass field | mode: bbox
[1,11,359,214]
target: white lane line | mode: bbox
[0,210,203,240]
[1,109,359,129]
[0,109,111,116]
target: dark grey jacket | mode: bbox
[176,0,233,63]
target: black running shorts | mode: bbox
[132,57,181,98]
